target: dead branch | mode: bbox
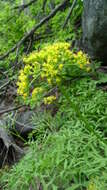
[63,0,77,28]
[0,0,69,61]
[0,127,24,168]
[25,33,53,55]
[49,0,55,10]
[26,36,33,55]
[0,105,25,116]
[14,0,38,12]
[0,71,8,78]
[0,80,11,91]
[42,0,48,11]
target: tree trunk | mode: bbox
[82,0,107,65]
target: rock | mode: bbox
[0,104,35,140]
[11,110,35,139]
[82,0,107,65]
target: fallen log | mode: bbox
[0,127,24,168]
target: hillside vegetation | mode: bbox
[0,1,107,190]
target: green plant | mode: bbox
[17,42,90,107]
[1,126,107,190]
[1,75,107,190]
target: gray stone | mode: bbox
[82,0,107,65]
[12,110,35,139]
[0,105,35,139]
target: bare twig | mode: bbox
[0,105,25,115]
[0,45,19,61]
[26,33,53,54]
[63,0,77,28]
[0,0,69,61]
[14,0,38,11]
[12,120,30,129]
[0,80,11,91]
[2,149,9,168]
[42,0,48,11]
[49,0,55,10]
[0,71,8,78]
[26,35,33,55]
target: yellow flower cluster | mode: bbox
[44,95,56,105]
[17,69,29,99]
[17,42,91,106]
[24,65,32,74]
[40,42,72,85]
[75,50,90,71]
[32,87,43,101]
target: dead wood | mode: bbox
[0,0,69,61]
[0,127,24,168]
[14,0,38,12]
[0,105,25,116]
[63,0,77,28]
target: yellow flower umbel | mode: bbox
[59,64,63,70]
[17,42,91,107]
[32,87,43,100]
[17,70,29,99]
[75,50,90,71]
[44,95,56,105]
